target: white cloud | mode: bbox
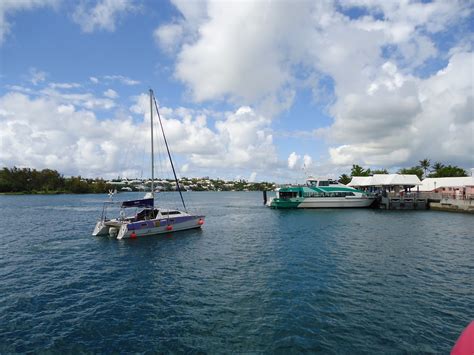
[2,1,472,179]
[129,93,149,115]
[0,0,58,45]
[49,82,81,89]
[0,91,138,177]
[0,85,280,178]
[180,163,189,173]
[287,152,312,171]
[303,154,312,168]
[174,1,302,104]
[414,52,474,164]
[328,52,474,167]
[29,67,47,85]
[72,0,137,33]
[288,152,300,169]
[345,0,470,37]
[6,85,33,94]
[248,171,257,182]
[154,23,184,54]
[103,75,140,85]
[104,89,118,99]
[329,144,411,166]
[171,0,207,25]
[165,0,472,169]
[131,96,278,172]
[40,87,116,110]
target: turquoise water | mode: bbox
[0,192,473,353]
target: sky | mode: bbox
[0,0,473,182]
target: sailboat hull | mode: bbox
[92,221,109,236]
[116,215,205,239]
[92,219,128,236]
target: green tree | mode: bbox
[371,169,388,174]
[338,174,351,185]
[428,165,467,178]
[0,167,13,192]
[398,166,424,180]
[431,162,444,173]
[350,164,371,176]
[419,158,430,178]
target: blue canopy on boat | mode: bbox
[121,198,154,208]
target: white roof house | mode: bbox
[348,174,421,187]
[418,177,474,191]
[347,176,372,187]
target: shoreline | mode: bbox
[0,191,103,195]
[0,190,268,195]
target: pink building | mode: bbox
[419,177,474,200]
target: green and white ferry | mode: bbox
[267,177,375,209]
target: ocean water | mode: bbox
[0,191,473,353]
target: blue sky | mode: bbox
[0,0,472,182]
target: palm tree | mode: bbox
[372,169,388,174]
[432,162,444,173]
[338,174,351,185]
[419,158,430,179]
[351,164,369,176]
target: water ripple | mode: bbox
[0,193,473,353]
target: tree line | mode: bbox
[0,167,276,194]
[338,159,468,184]
[1,162,469,193]
[0,167,112,194]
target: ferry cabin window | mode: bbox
[318,181,329,186]
[304,191,355,197]
[307,180,318,187]
[279,191,298,199]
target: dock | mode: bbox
[430,198,474,214]
[378,196,428,210]
[374,194,474,213]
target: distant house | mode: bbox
[419,177,474,199]
[348,174,421,194]
[107,181,127,186]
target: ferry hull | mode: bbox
[298,197,374,208]
[270,197,374,209]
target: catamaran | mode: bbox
[267,177,375,209]
[92,89,205,239]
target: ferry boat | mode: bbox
[267,177,375,209]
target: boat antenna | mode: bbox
[151,90,187,212]
[149,89,155,206]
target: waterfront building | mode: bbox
[418,177,474,199]
[348,174,421,195]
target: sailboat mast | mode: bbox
[151,92,187,212]
[149,89,155,202]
